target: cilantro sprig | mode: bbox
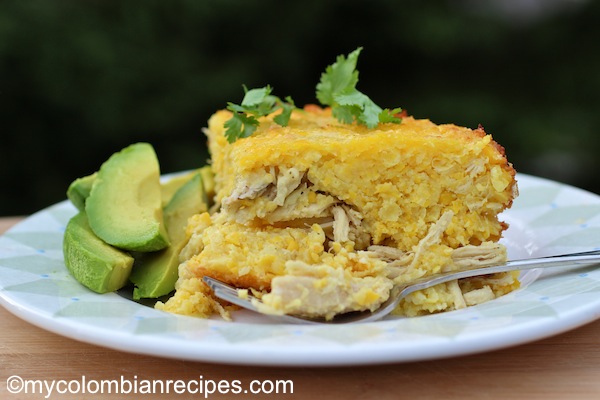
[224,85,296,143]
[316,47,402,128]
[223,47,401,142]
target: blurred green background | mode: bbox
[2,0,599,215]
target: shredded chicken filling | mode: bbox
[197,166,512,319]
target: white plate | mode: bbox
[1,173,600,366]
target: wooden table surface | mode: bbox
[1,216,600,399]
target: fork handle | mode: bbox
[399,249,600,296]
[488,249,600,274]
[357,249,600,324]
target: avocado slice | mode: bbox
[130,172,208,299]
[63,213,134,293]
[66,172,97,211]
[160,165,214,207]
[163,172,208,244]
[198,165,215,205]
[86,143,170,252]
[160,170,199,207]
[68,168,206,211]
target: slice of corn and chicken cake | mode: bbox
[157,105,518,320]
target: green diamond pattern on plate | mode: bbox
[512,185,561,209]
[134,316,185,335]
[0,255,65,275]
[55,300,141,319]
[46,203,77,225]
[4,277,87,298]
[475,300,559,318]
[523,271,600,298]
[309,324,387,344]
[212,323,290,344]
[133,315,212,336]
[3,231,64,251]
[394,317,470,338]
[529,205,600,227]
[547,228,600,248]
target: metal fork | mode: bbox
[203,250,600,324]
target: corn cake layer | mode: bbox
[208,106,516,249]
[158,106,519,320]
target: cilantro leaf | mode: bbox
[316,47,402,128]
[273,96,296,126]
[224,86,296,143]
[378,107,403,124]
[241,86,271,107]
[334,90,382,127]
[223,108,259,143]
[316,47,361,106]
[223,47,401,143]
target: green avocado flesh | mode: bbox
[63,213,134,293]
[66,172,97,212]
[63,142,213,299]
[160,170,198,207]
[130,172,208,299]
[163,172,208,243]
[198,165,215,201]
[85,143,170,252]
